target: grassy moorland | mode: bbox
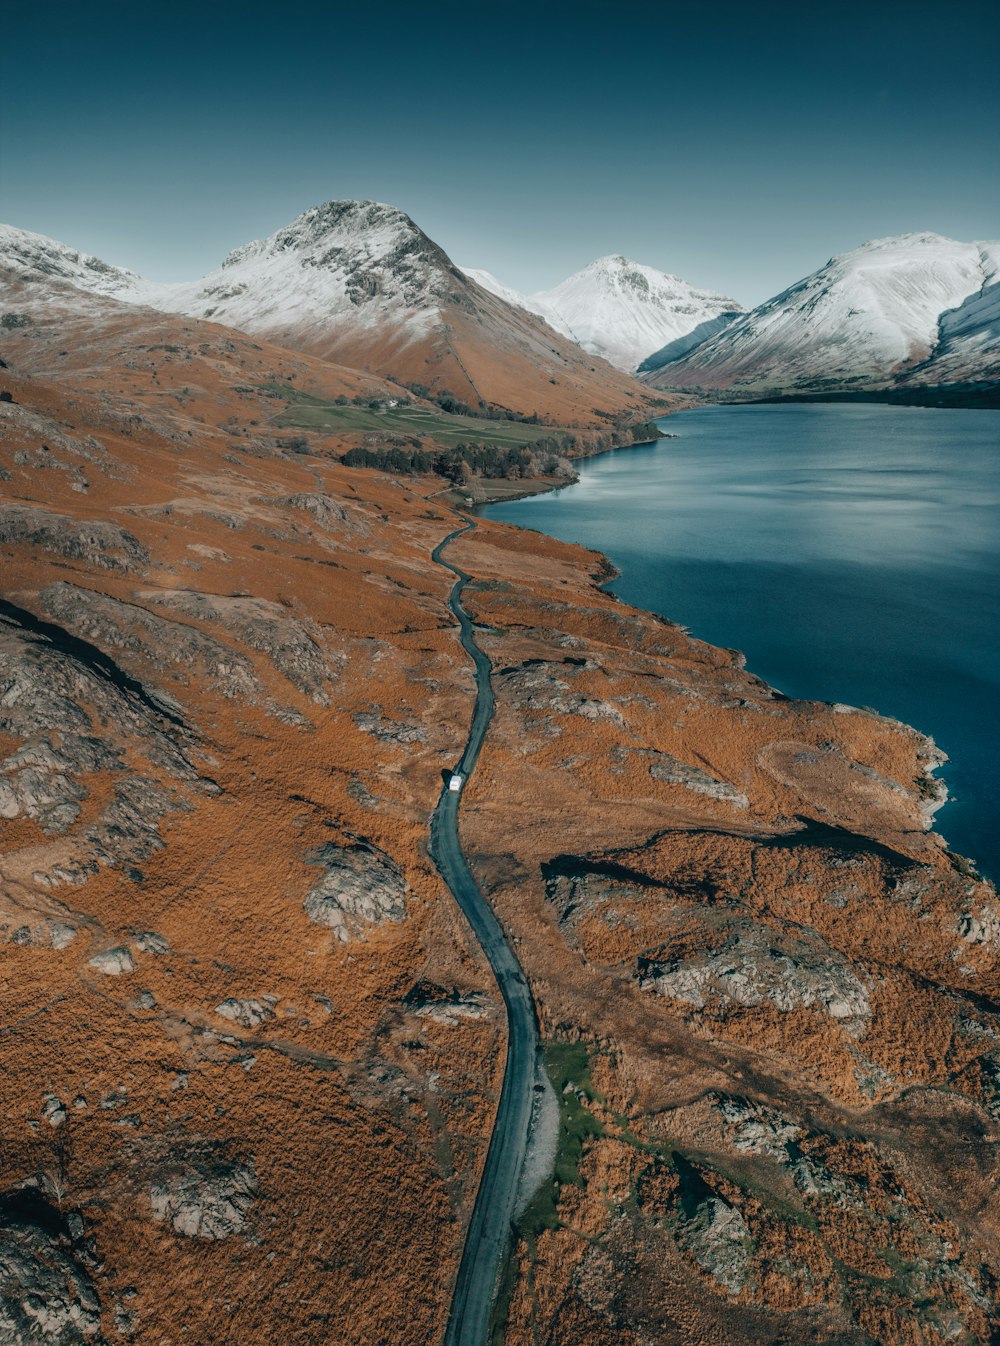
[260,382,570,450]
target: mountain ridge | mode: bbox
[643,230,1000,398]
[5,214,996,405]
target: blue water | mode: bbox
[483,404,1000,880]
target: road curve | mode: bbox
[430,518,541,1346]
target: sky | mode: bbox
[2,0,998,305]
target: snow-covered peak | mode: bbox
[152,198,469,340]
[802,232,988,349]
[648,231,1000,393]
[0,201,474,340]
[828,230,962,262]
[0,222,145,301]
[766,231,992,356]
[553,254,691,292]
[219,199,425,270]
[532,255,744,371]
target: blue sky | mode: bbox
[2,0,998,303]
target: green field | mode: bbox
[261,383,568,450]
[516,1040,605,1242]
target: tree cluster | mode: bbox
[397,383,544,424]
[342,440,557,482]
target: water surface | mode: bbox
[483,404,1000,880]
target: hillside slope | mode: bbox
[1,206,651,424]
[0,298,510,1346]
[460,267,577,340]
[897,242,1000,393]
[2,252,1000,1346]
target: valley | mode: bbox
[4,1,997,1339]
[1,199,999,1346]
[467,233,1000,406]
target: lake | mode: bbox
[482,404,1000,881]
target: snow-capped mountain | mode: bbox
[645,232,1000,395]
[534,256,744,372]
[0,222,147,305]
[0,204,649,420]
[462,256,743,372]
[160,201,463,351]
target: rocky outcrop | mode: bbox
[628,1109,993,1340]
[88,946,135,976]
[0,1191,102,1343]
[499,662,626,729]
[0,503,148,571]
[640,918,872,1035]
[5,919,78,950]
[274,492,356,533]
[0,601,193,775]
[0,598,199,886]
[0,743,89,834]
[303,839,408,940]
[1,399,128,486]
[352,710,427,745]
[143,589,337,704]
[647,751,749,809]
[979,1056,1000,1120]
[676,1194,753,1295]
[133,930,169,955]
[149,1154,257,1240]
[40,582,267,706]
[214,997,275,1030]
[717,1096,801,1160]
[404,981,489,1023]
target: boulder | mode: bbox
[88,947,135,976]
[303,840,408,941]
[214,998,274,1030]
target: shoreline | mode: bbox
[473,416,980,872]
[653,388,1000,412]
[442,431,671,508]
[445,421,999,1346]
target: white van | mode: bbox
[449,772,464,793]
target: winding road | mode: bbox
[430,518,541,1346]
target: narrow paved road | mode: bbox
[430,518,541,1346]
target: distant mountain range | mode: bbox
[468,233,1000,404]
[2,206,997,408]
